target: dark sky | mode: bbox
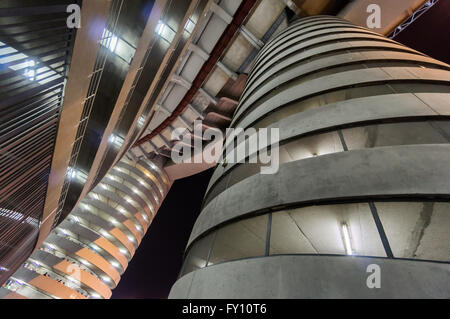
[112,168,213,299]
[392,0,450,64]
[112,1,449,299]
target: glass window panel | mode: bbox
[430,121,450,140]
[184,19,195,34]
[285,203,386,257]
[180,232,215,277]
[375,202,450,262]
[253,84,394,130]
[343,122,449,150]
[208,214,268,265]
[227,163,261,188]
[115,38,135,64]
[270,211,317,255]
[254,95,323,129]
[283,131,344,161]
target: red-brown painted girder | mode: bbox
[133,0,258,148]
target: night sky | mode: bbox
[112,168,214,299]
[392,0,450,64]
[112,1,450,299]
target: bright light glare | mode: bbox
[156,21,165,35]
[24,60,35,80]
[137,116,145,127]
[184,19,195,33]
[155,21,176,42]
[109,36,118,52]
[68,167,77,179]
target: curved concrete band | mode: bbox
[189,145,450,246]
[170,255,450,299]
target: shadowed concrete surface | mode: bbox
[170,255,450,299]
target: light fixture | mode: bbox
[184,18,195,34]
[90,292,101,299]
[109,134,124,147]
[24,60,36,80]
[341,223,353,255]
[155,20,176,42]
[156,21,165,35]
[137,115,146,127]
[109,35,118,52]
[68,167,77,179]
[119,248,127,254]
[102,276,111,283]
[100,230,109,238]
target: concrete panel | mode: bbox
[244,0,286,40]
[198,15,228,54]
[203,67,231,97]
[222,33,254,72]
[220,0,243,16]
[170,255,450,298]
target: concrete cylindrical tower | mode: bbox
[170,16,450,298]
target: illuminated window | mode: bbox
[109,134,124,148]
[24,60,36,80]
[0,41,61,84]
[100,29,136,64]
[137,115,146,127]
[184,18,195,34]
[156,21,176,43]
